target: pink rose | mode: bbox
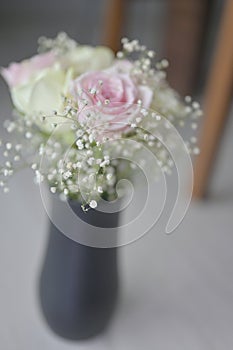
[1,52,56,87]
[70,60,153,136]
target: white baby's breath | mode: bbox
[0,33,200,208]
[89,200,97,209]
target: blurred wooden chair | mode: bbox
[102,0,210,95]
[193,0,233,198]
[163,0,210,96]
[102,0,233,198]
[102,0,124,53]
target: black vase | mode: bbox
[39,199,119,340]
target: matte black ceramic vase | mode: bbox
[39,199,119,340]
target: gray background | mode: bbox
[1,0,233,349]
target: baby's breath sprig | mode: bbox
[38,32,77,55]
[116,38,202,149]
[1,34,201,209]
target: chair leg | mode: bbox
[102,0,125,52]
[163,0,210,96]
[193,0,233,198]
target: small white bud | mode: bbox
[97,186,103,193]
[25,132,32,139]
[76,139,84,150]
[185,95,192,103]
[76,162,82,168]
[64,188,69,195]
[50,187,56,194]
[161,59,169,68]
[15,144,22,152]
[147,50,155,58]
[6,143,12,150]
[193,147,200,155]
[89,200,97,209]
[141,108,148,116]
[192,101,200,109]
[14,155,20,161]
[191,137,197,143]
[31,163,37,170]
[116,51,124,58]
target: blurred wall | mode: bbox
[0,0,167,64]
[0,0,224,92]
[0,0,105,64]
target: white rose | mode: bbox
[11,65,71,115]
[61,46,114,76]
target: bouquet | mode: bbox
[0,33,201,211]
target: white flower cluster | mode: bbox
[0,34,201,210]
[38,31,77,55]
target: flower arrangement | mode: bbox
[0,33,201,210]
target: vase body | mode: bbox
[39,199,119,340]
